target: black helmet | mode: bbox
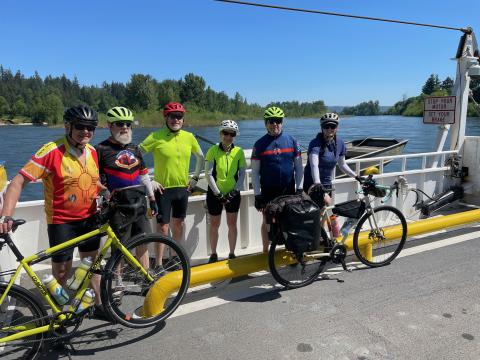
[64,105,98,126]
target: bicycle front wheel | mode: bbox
[101,234,190,328]
[268,228,328,289]
[0,283,47,360]
[353,205,407,267]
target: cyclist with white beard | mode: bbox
[95,107,157,259]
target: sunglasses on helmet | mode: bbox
[221,130,236,137]
[267,118,283,125]
[73,124,96,132]
[322,124,337,130]
[113,121,132,128]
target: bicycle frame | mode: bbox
[0,222,152,344]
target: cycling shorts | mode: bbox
[206,190,241,216]
[155,187,189,224]
[47,216,101,263]
[110,213,152,243]
[261,184,295,205]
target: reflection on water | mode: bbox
[1,115,480,201]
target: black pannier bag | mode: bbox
[265,194,321,255]
[332,199,366,219]
[109,185,148,233]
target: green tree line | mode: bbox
[0,66,327,126]
[386,74,480,117]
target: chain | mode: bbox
[1,310,86,346]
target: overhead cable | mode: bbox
[215,0,471,33]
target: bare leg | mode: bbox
[170,217,185,244]
[226,212,238,255]
[209,214,221,255]
[52,261,71,286]
[155,222,169,267]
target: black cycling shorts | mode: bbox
[110,213,152,243]
[261,184,296,205]
[206,190,241,216]
[155,187,189,224]
[47,216,101,263]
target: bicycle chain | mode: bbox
[1,310,88,346]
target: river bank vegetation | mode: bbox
[0,67,327,126]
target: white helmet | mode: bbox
[219,120,239,135]
[320,112,340,127]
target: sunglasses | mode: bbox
[114,121,132,128]
[168,114,184,120]
[221,131,236,137]
[73,124,96,132]
[322,124,337,130]
[267,118,283,125]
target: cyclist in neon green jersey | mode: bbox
[140,102,204,270]
[205,120,246,262]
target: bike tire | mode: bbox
[268,227,328,289]
[101,233,190,328]
[0,283,47,360]
[353,205,407,267]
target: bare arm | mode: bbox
[0,174,30,233]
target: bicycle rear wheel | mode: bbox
[353,205,407,267]
[101,233,190,328]
[0,283,47,360]
[268,228,328,289]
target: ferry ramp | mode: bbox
[34,210,480,360]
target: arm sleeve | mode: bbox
[235,167,246,191]
[338,156,357,178]
[309,153,321,184]
[251,159,261,196]
[140,174,155,198]
[234,149,247,191]
[193,147,204,178]
[139,133,154,153]
[294,155,304,189]
[205,160,221,195]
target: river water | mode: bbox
[2,115,480,201]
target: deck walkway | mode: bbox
[29,203,480,360]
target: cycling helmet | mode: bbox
[107,106,134,122]
[264,106,285,120]
[320,112,339,127]
[219,120,239,135]
[163,102,186,117]
[63,105,98,126]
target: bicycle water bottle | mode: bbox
[43,274,69,305]
[340,218,355,237]
[329,215,341,238]
[75,289,95,314]
[67,257,92,290]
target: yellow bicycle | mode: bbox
[0,185,190,360]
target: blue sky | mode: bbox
[1,0,479,106]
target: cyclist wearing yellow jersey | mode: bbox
[140,102,204,266]
[205,120,246,263]
[0,105,104,313]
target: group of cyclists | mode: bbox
[0,101,359,318]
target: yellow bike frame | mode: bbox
[0,222,153,343]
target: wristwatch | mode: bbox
[191,176,199,181]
